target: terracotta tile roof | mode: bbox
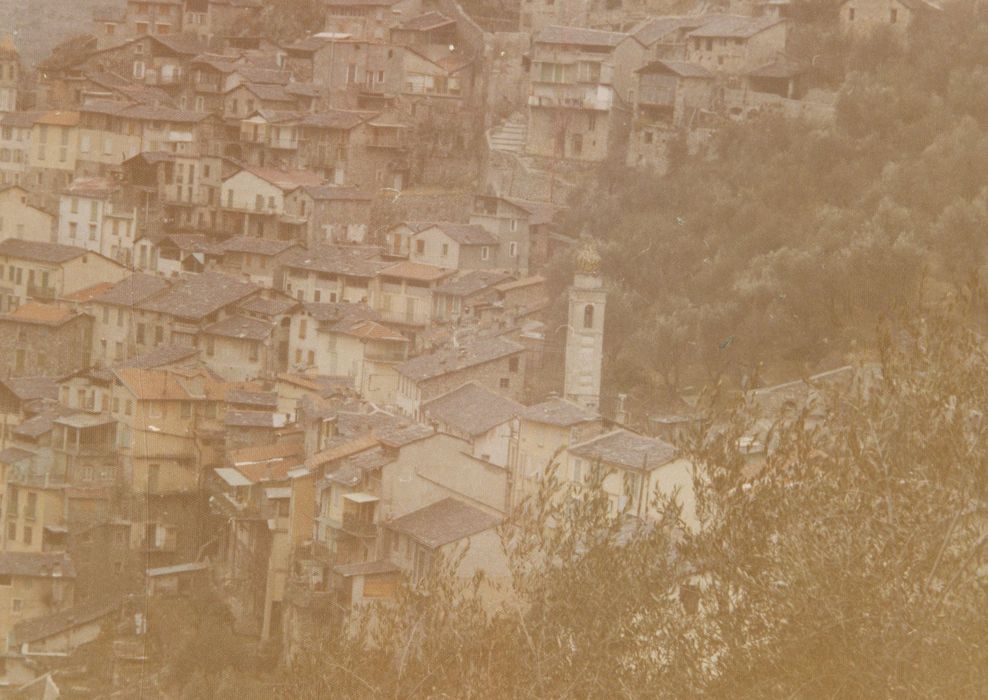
[435,270,514,297]
[281,245,387,278]
[12,598,120,646]
[0,377,59,402]
[202,314,274,341]
[226,388,278,408]
[495,275,545,293]
[242,166,325,190]
[569,429,677,470]
[379,260,455,283]
[630,16,711,45]
[238,296,298,316]
[535,25,626,48]
[340,318,407,343]
[3,303,77,326]
[295,109,373,130]
[387,498,501,549]
[399,10,454,31]
[419,222,498,246]
[521,397,599,426]
[305,433,379,470]
[687,14,783,39]
[0,239,87,264]
[112,344,198,370]
[229,440,304,466]
[112,367,193,401]
[397,336,524,382]
[295,184,373,201]
[92,273,170,307]
[138,272,259,320]
[637,60,713,78]
[220,236,299,256]
[423,381,523,436]
[63,282,116,303]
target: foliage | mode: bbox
[561,0,988,403]
[285,310,988,698]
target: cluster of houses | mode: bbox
[0,0,938,692]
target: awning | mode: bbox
[343,492,379,504]
[214,467,253,487]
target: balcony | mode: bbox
[27,284,56,300]
[270,136,299,150]
[528,84,614,111]
[341,513,376,538]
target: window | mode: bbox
[500,377,510,389]
[22,525,31,544]
[890,7,897,23]
[180,401,191,418]
[11,599,22,614]
[508,356,519,373]
[415,239,425,254]
[5,523,14,541]
[69,221,78,239]
[441,243,449,257]
[125,400,133,416]
[299,319,307,339]
[248,343,259,362]
[509,241,518,258]
[481,246,489,260]
[643,131,653,144]
[133,61,146,79]
[583,304,594,328]
[573,458,584,483]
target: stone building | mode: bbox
[839,0,941,37]
[0,303,92,377]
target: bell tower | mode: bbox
[564,240,606,411]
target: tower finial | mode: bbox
[574,238,601,276]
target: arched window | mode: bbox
[583,304,594,329]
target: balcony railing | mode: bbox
[27,285,56,300]
[528,84,614,111]
[341,513,376,538]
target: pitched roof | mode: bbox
[637,60,713,78]
[435,270,514,297]
[138,272,259,320]
[2,302,78,326]
[295,184,373,201]
[399,10,455,32]
[113,367,194,401]
[630,16,711,45]
[0,377,58,402]
[12,597,120,645]
[687,14,783,39]
[295,109,373,130]
[241,166,325,190]
[0,239,87,264]
[229,440,304,467]
[238,296,298,316]
[0,552,76,579]
[387,498,501,549]
[418,222,498,246]
[535,25,627,48]
[747,58,803,79]
[521,397,599,426]
[220,236,299,256]
[397,336,524,382]
[226,388,278,408]
[379,260,455,283]
[423,382,523,436]
[113,344,198,370]
[281,245,386,278]
[202,314,274,341]
[63,282,116,303]
[92,273,170,307]
[569,429,678,470]
[338,318,407,342]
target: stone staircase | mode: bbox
[487,112,528,154]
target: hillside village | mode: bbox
[0,0,948,694]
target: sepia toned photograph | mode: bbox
[0,0,983,696]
